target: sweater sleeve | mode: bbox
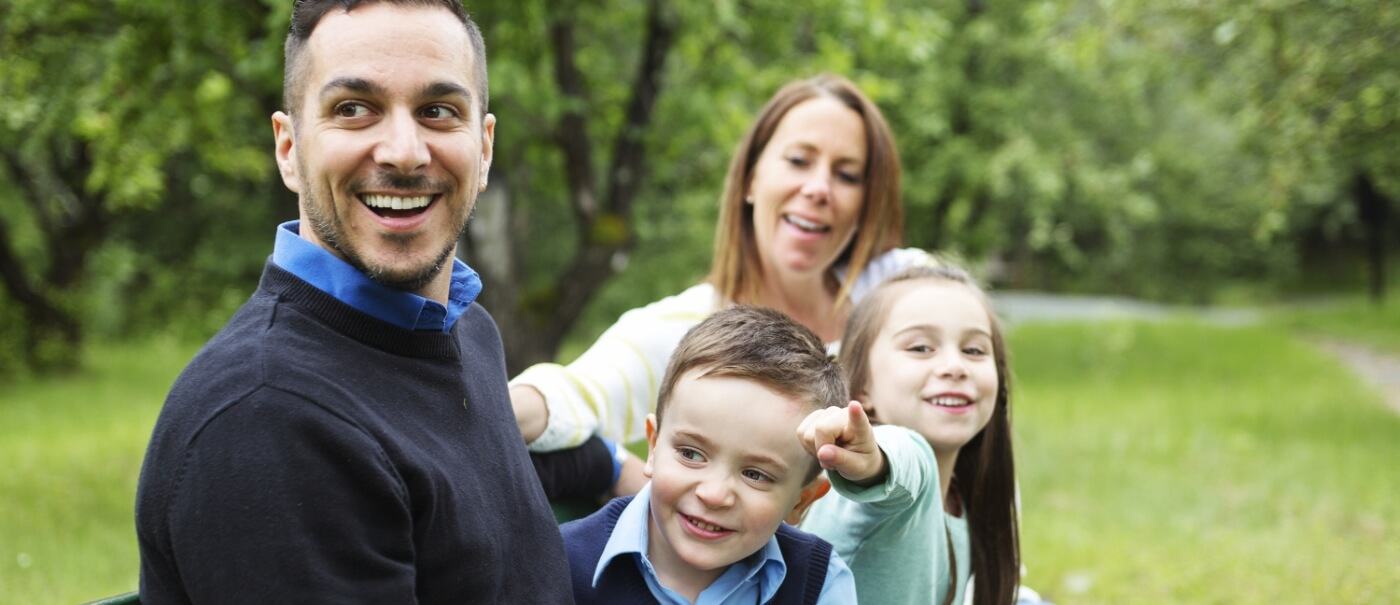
[827,425,939,512]
[513,284,716,451]
[164,387,418,603]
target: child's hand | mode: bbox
[796,402,886,486]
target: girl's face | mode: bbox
[746,96,867,280]
[861,281,999,457]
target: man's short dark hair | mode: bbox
[282,0,489,117]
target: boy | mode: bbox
[560,306,858,604]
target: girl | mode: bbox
[797,264,1020,605]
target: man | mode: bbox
[135,1,572,602]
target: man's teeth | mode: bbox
[931,396,971,407]
[687,515,726,532]
[784,214,829,233]
[362,194,432,210]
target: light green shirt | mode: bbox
[800,425,970,605]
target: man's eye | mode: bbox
[334,102,371,118]
[420,105,459,120]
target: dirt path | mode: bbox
[991,291,1400,415]
[1314,339,1400,415]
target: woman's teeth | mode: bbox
[362,194,432,210]
[783,214,829,233]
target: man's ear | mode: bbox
[643,413,658,479]
[478,113,496,192]
[271,111,302,194]
[784,475,832,526]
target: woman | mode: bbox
[513,73,933,454]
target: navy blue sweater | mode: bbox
[561,497,831,605]
[135,263,572,604]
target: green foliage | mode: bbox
[1,0,1396,371]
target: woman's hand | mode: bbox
[796,402,887,487]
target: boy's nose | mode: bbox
[693,476,735,509]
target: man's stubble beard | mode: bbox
[298,158,474,293]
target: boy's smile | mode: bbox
[643,371,815,594]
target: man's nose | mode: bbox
[373,110,430,174]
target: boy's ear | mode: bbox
[643,414,658,478]
[784,475,832,526]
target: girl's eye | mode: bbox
[742,469,772,483]
[334,102,371,118]
[420,105,459,120]
[906,344,933,354]
[964,346,988,357]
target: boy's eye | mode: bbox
[676,447,705,463]
[742,468,773,483]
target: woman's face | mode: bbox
[746,96,867,281]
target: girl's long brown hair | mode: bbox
[707,74,904,307]
[838,264,1021,605]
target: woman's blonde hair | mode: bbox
[706,74,903,307]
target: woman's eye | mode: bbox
[836,170,863,185]
[784,156,809,168]
[420,105,459,120]
[742,469,772,483]
[334,102,371,118]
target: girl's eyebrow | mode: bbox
[891,324,991,339]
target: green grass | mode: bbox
[1271,295,1400,355]
[3,320,1398,603]
[0,338,200,603]
[1011,320,1399,603]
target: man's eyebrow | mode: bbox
[420,81,472,104]
[320,77,384,99]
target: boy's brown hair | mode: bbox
[655,306,847,473]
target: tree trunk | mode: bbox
[1354,172,1390,303]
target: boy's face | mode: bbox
[644,371,815,581]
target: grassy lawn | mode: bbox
[2,320,1397,603]
[1012,320,1399,603]
[0,338,200,603]
[1271,295,1400,355]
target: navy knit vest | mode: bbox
[562,496,832,605]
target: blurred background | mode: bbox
[1,0,1396,602]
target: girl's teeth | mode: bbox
[932,396,971,407]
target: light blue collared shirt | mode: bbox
[270,221,481,332]
[593,484,857,605]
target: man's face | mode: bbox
[643,371,816,589]
[272,3,494,297]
